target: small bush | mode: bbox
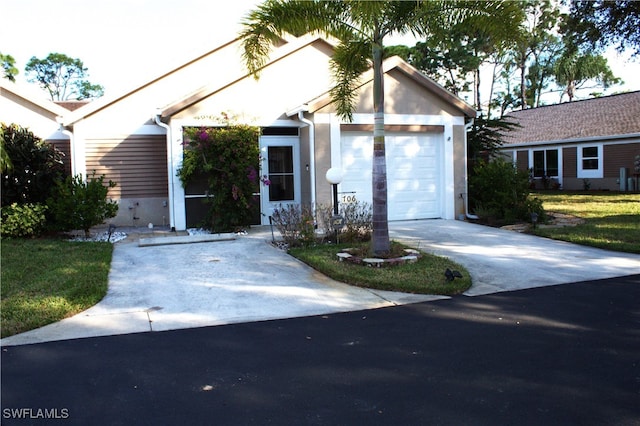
[317,201,373,243]
[1,123,66,206]
[0,202,48,238]
[47,172,118,237]
[271,203,316,247]
[274,201,373,247]
[469,158,545,225]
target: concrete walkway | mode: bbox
[1,227,440,346]
[2,219,639,346]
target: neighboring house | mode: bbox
[498,91,640,191]
[7,33,477,231]
[0,80,73,174]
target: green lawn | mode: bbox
[531,191,640,254]
[2,191,635,339]
[1,239,113,338]
[289,241,471,296]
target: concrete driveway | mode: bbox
[2,219,639,346]
[390,220,640,296]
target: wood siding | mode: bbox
[563,146,577,178]
[516,150,528,171]
[85,135,168,198]
[339,124,445,133]
[604,143,640,177]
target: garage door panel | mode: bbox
[341,132,442,221]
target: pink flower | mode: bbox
[261,175,271,186]
[247,167,258,182]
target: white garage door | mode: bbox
[340,132,442,221]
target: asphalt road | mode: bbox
[2,274,639,426]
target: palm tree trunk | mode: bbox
[371,42,390,256]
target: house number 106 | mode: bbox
[341,194,357,203]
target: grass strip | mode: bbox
[289,242,471,296]
[531,192,640,254]
[1,239,113,338]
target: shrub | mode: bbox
[178,115,261,232]
[271,203,316,247]
[316,201,373,243]
[1,123,66,206]
[469,158,545,225]
[47,172,118,237]
[0,203,48,238]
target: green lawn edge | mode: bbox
[289,242,471,296]
[1,239,113,338]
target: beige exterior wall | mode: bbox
[312,122,333,208]
[0,85,68,141]
[172,41,334,124]
[452,124,467,218]
[312,70,471,220]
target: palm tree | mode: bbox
[240,0,523,256]
[554,51,621,102]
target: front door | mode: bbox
[260,136,301,224]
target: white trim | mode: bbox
[577,143,603,179]
[529,147,563,187]
[314,113,465,126]
[443,130,455,219]
[330,114,342,169]
[259,135,302,225]
[170,119,187,231]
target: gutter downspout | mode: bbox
[296,110,316,209]
[464,118,479,220]
[154,111,176,231]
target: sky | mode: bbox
[3,0,639,104]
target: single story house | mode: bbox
[498,91,640,191]
[5,33,477,230]
[0,80,73,174]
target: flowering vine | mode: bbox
[178,113,261,231]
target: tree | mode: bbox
[240,0,524,256]
[1,52,18,82]
[554,50,621,101]
[1,123,67,206]
[0,125,12,173]
[47,172,118,238]
[399,36,479,97]
[25,53,104,101]
[563,0,640,57]
[515,0,564,109]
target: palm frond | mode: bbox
[240,0,353,77]
[329,39,371,122]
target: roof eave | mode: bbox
[0,79,69,118]
[160,33,337,119]
[305,56,478,118]
[500,132,640,148]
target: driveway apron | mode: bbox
[1,227,439,346]
[389,219,640,295]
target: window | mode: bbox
[267,146,295,201]
[578,144,602,178]
[582,146,599,170]
[533,149,558,177]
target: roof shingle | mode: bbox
[500,91,640,144]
